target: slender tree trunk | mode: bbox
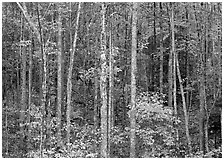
[199,51,206,154]
[193,3,205,154]
[176,52,192,155]
[159,2,163,93]
[17,61,20,103]
[170,2,179,148]
[197,3,207,154]
[130,2,138,158]
[20,15,27,157]
[185,6,190,112]
[108,19,114,157]
[151,2,156,91]
[66,2,81,147]
[28,36,34,150]
[109,6,114,129]
[57,4,62,145]
[37,3,46,157]
[203,3,209,153]
[100,3,108,158]
[122,8,129,128]
[5,106,9,157]
[168,3,173,111]
[94,57,99,128]
[17,12,21,104]
[147,3,152,91]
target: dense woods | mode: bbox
[2,2,222,158]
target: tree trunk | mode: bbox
[203,3,209,153]
[176,52,192,155]
[20,15,27,157]
[159,2,163,93]
[168,3,173,111]
[100,3,108,158]
[94,56,99,128]
[147,3,153,91]
[197,3,207,154]
[37,3,47,157]
[66,2,81,147]
[28,36,34,150]
[185,6,189,112]
[151,2,156,91]
[170,2,179,148]
[122,8,129,128]
[199,52,206,154]
[108,19,114,157]
[57,4,62,145]
[130,2,138,158]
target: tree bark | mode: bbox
[130,2,138,158]
[147,3,153,91]
[100,3,108,158]
[57,4,62,145]
[66,2,81,147]
[37,3,47,157]
[94,56,99,128]
[170,2,179,148]
[159,2,163,93]
[20,15,27,157]
[185,6,190,112]
[176,52,192,155]
[151,2,156,91]
[168,3,173,111]
[196,3,207,154]
[123,8,129,128]
[28,36,34,150]
[108,18,114,157]
[203,3,209,153]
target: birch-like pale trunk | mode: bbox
[20,15,27,157]
[57,4,62,145]
[28,37,33,150]
[66,2,81,147]
[100,3,108,158]
[130,2,138,158]
[37,3,46,157]
[170,2,179,147]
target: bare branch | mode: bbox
[17,2,41,43]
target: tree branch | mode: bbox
[17,2,41,43]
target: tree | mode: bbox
[170,2,179,149]
[57,3,62,145]
[2,2,222,158]
[108,12,114,156]
[94,57,99,128]
[36,3,47,157]
[168,3,173,111]
[159,2,164,93]
[194,3,208,154]
[130,2,138,158]
[27,37,34,150]
[66,2,81,147]
[20,14,27,157]
[100,2,108,158]
[176,50,192,155]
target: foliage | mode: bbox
[110,92,177,158]
[189,147,222,158]
[2,2,222,158]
